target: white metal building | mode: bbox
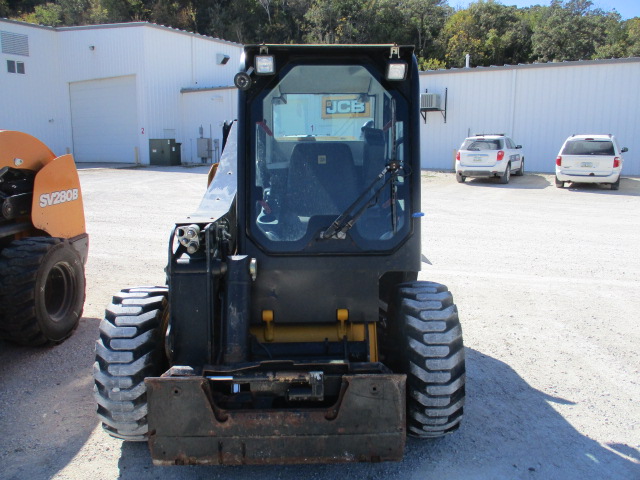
[2,20,638,174]
[1,19,242,164]
[419,57,640,175]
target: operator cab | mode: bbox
[246,54,414,254]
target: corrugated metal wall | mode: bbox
[0,22,69,154]
[1,19,242,164]
[419,59,640,175]
[180,87,236,163]
[140,26,241,164]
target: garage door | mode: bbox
[70,75,138,163]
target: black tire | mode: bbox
[389,281,465,437]
[0,237,85,346]
[94,287,169,441]
[455,172,466,183]
[499,164,511,184]
[515,159,524,176]
[610,177,620,190]
[555,176,565,188]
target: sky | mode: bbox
[449,1,640,20]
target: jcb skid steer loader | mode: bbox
[0,130,87,345]
[94,45,465,465]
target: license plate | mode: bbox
[581,162,593,168]
[473,156,482,162]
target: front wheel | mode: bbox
[389,281,466,437]
[515,159,525,176]
[0,237,86,346]
[94,287,169,441]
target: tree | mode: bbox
[443,9,484,67]
[442,1,530,67]
[530,0,611,62]
[624,17,640,56]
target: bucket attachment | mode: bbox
[146,365,406,465]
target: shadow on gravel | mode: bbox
[112,348,639,480]
[462,174,551,190]
[0,317,101,480]
[562,178,640,197]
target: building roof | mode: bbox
[0,18,241,47]
[420,56,640,75]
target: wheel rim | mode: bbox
[44,262,77,322]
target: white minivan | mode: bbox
[555,134,628,190]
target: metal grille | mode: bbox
[420,93,440,110]
[1,31,29,56]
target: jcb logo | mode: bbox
[39,188,79,208]
[322,95,370,118]
[325,99,366,115]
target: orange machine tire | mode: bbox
[0,237,85,345]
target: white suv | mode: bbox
[455,134,524,184]
[555,134,627,190]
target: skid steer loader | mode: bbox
[0,130,87,345]
[94,44,465,465]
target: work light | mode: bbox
[386,61,407,81]
[255,55,275,75]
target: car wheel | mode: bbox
[555,176,564,188]
[610,177,620,190]
[455,172,466,183]
[516,159,524,176]
[499,164,511,184]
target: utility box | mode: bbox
[149,139,181,166]
[197,138,212,161]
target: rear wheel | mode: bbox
[455,172,466,183]
[94,287,169,441]
[555,176,565,188]
[499,164,511,184]
[387,281,465,437]
[0,237,85,346]
[610,177,620,190]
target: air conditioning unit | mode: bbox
[420,93,441,111]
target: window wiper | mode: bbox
[320,161,401,240]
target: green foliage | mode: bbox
[624,17,640,56]
[418,57,446,71]
[0,0,10,17]
[21,2,64,26]
[443,1,531,67]
[531,0,611,61]
[3,0,638,65]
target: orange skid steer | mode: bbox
[0,130,87,346]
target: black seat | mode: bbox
[279,143,357,240]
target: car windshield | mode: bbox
[249,64,411,253]
[562,140,615,156]
[462,139,502,150]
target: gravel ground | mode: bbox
[1,167,638,480]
